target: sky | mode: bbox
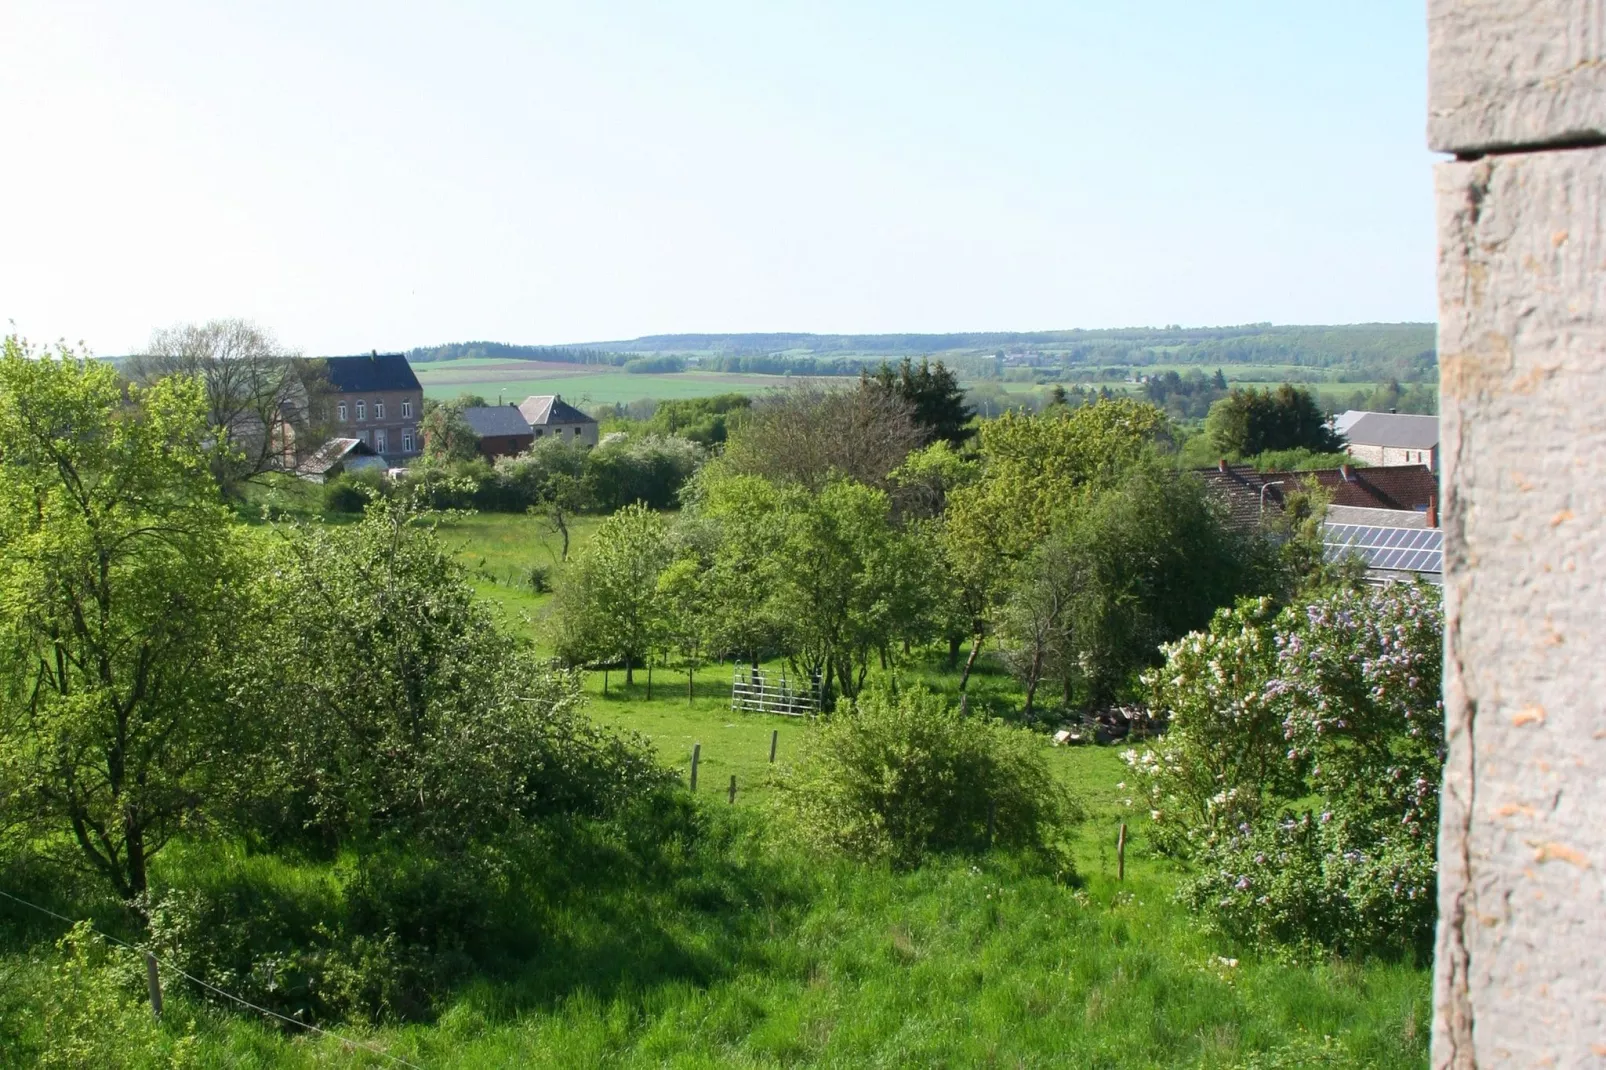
[0,1,1435,356]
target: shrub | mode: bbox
[323,472,373,512]
[1130,584,1443,957]
[770,683,1079,870]
[28,923,199,1069]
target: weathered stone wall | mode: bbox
[1430,4,1606,1066]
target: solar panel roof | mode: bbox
[1322,523,1443,575]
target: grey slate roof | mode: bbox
[461,405,534,438]
[518,394,597,426]
[324,353,422,394]
[1341,411,1439,450]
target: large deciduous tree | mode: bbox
[0,338,257,905]
[942,398,1173,688]
[1204,383,1341,459]
[127,318,331,496]
[719,383,923,491]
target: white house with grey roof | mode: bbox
[517,394,598,446]
[1334,410,1439,472]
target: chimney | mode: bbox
[1218,458,1229,473]
[370,349,378,361]
[1427,493,1438,528]
[1389,407,1398,414]
[1340,463,1355,482]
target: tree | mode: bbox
[1204,383,1342,458]
[0,339,256,905]
[127,318,332,497]
[550,504,670,684]
[720,382,923,491]
[254,494,667,849]
[942,399,1173,688]
[419,397,481,462]
[864,357,974,446]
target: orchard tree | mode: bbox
[0,338,258,905]
[943,398,1173,688]
[550,504,670,684]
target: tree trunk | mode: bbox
[947,635,961,669]
[1023,648,1042,720]
[959,633,985,691]
[646,659,653,700]
[625,656,634,686]
[687,667,694,704]
[126,823,149,903]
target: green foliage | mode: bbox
[253,497,669,849]
[0,338,258,901]
[1205,383,1342,458]
[321,468,386,512]
[623,354,686,374]
[21,922,200,1069]
[770,684,1079,869]
[627,392,752,445]
[687,474,942,703]
[419,396,481,462]
[408,432,703,515]
[999,463,1263,709]
[550,503,673,679]
[586,433,704,512]
[1131,585,1444,956]
[864,357,975,446]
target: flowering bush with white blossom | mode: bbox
[1127,584,1443,956]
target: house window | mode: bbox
[356,399,367,421]
[534,428,543,438]
[375,428,387,453]
[337,402,348,422]
[402,432,414,453]
[375,401,385,420]
[573,426,582,437]
[401,399,413,419]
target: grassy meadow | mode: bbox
[1,508,1432,1068]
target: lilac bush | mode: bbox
[1129,584,1443,956]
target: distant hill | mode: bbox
[410,323,1437,384]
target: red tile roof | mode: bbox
[1195,463,1438,529]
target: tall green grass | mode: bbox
[0,509,1431,1068]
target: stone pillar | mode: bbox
[1430,3,1606,1067]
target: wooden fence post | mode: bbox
[145,952,163,1019]
[728,775,737,805]
[1117,822,1127,882]
[986,799,996,850]
[690,743,700,791]
[769,729,778,763]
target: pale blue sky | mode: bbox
[1,1,1433,356]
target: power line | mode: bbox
[0,887,424,1069]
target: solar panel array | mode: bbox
[1323,523,1443,575]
